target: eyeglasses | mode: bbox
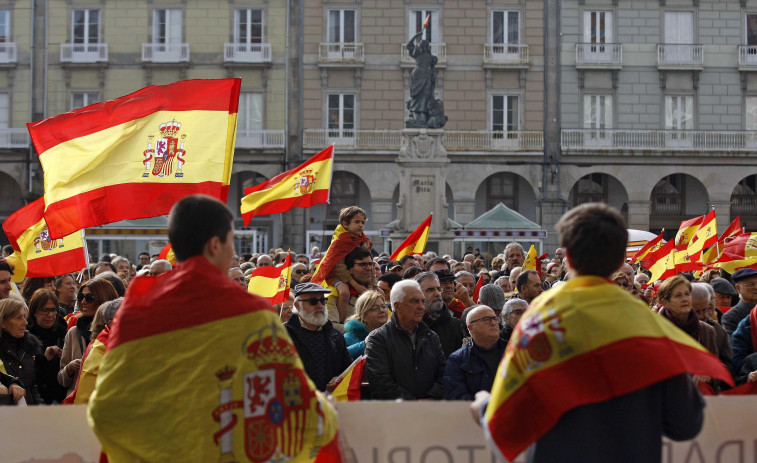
[469,316,499,325]
[369,303,390,312]
[77,292,95,303]
[293,270,307,275]
[298,297,327,306]
[353,262,373,269]
[38,308,57,315]
[738,282,756,288]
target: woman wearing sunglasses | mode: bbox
[27,289,68,403]
[57,279,118,394]
[343,290,389,360]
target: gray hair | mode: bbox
[503,298,528,319]
[111,256,130,268]
[454,271,475,280]
[90,297,123,340]
[390,279,421,309]
[150,259,173,271]
[504,242,524,258]
[690,282,712,302]
[413,271,439,287]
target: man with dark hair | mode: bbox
[89,195,339,461]
[136,252,150,271]
[426,256,450,272]
[515,269,542,304]
[1,244,13,258]
[326,247,373,331]
[399,254,419,272]
[377,272,402,301]
[0,260,12,299]
[472,203,724,463]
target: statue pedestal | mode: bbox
[392,129,454,256]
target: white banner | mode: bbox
[1,398,755,463]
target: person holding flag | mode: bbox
[471,203,732,463]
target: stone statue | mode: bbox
[406,31,447,129]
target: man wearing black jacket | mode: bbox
[414,272,462,357]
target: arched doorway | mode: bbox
[731,175,757,230]
[650,173,708,240]
[568,173,629,222]
[474,172,537,221]
[308,171,372,250]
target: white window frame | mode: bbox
[745,96,757,131]
[408,9,440,42]
[326,93,357,139]
[746,13,757,45]
[583,11,613,45]
[0,11,10,43]
[71,92,100,111]
[491,10,520,45]
[153,9,183,44]
[664,11,695,44]
[0,92,9,128]
[72,9,100,44]
[328,9,356,43]
[234,9,263,45]
[583,94,613,129]
[664,95,694,130]
[238,92,264,132]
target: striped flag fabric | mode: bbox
[87,256,339,463]
[471,273,485,303]
[483,276,733,462]
[28,79,240,239]
[241,146,334,225]
[389,213,432,261]
[687,210,717,262]
[331,356,366,402]
[522,245,541,277]
[157,243,177,266]
[2,197,87,282]
[723,233,757,259]
[718,216,742,244]
[715,252,757,274]
[674,215,704,248]
[629,232,664,264]
[643,239,676,286]
[247,253,292,304]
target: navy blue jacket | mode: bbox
[443,338,507,400]
[732,314,753,374]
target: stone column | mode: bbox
[393,129,454,256]
[626,201,651,231]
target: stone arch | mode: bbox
[474,172,538,222]
[568,172,629,220]
[308,170,372,248]
[731,174,757,229]
[649,173,709,237]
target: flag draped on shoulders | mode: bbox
[241,146,334,225]
[389,213,432,261]
[28,78,240,238]
[2,197,87,282]
[483,276,732,462]
[311,224,371,285]
[87,256,339,463]
[248,253,293,304]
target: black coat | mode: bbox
[29,319,68,404]
[443,338,507,400]
[424,306,463,358]
[285,316,351,392]
[0,331,43,405]
[722,299,753,335]
[365,315,446,400]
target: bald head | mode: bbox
[257,255,273,268]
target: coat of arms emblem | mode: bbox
[143,120,187,178]
[34,227,64,253]
[293,168,317,196]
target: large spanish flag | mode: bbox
[389,213,432,261]
[28,79,240,239]
[687,209,717,262]
[241,146,334,225]
[483,276,733,461]
[248,253,292,304]
[88,256,339,463]
[723,232,757,259]
[2,197,87,282]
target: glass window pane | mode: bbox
[154,10,166,43]
[493,12,504,44]
[748,14,757,45]
[492,95,504,131]
[746,97,757,130]
[236,10,248,43]
[344,11,355,43]
[0,93,9,128]
[329,10,340,42]
[168,10,182,43]
[507,96,519,131]
[507,12,519,44]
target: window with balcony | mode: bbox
[323,9,361,61]
[71,92,99,110]
[652,174,684,216]
[63,9,106,63]
[660,12,701,67]
[327,94,355,141]
[144,9,188,62]
[485,11,526,64]
[665,95,694,147]
[746,96,757,130]
[0,93,8,129]
[237,93,265,148]
[741,14,757,67]
[583,94,613,146]
[0,11,15,64]
[409,10,439,42]
[225,9,270,63]
[491,95,519,148]
[485,173,520,211]
[577,11,621,66]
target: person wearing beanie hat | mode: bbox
[478,284,507,321]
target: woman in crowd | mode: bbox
[658,275,719,358]
[55,274,77,315]
[20,277,55,304]
[27,289,68,404]
[58,279,118,394]
[343,290,389,359]
[0,299,45,404]
[68,298,123,404]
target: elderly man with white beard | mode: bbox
[416,272,463,358]
[285,282,352,392]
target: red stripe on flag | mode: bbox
[244,146,333,195]
[43,182,229,239]
[313,433,342,463]
[29,79,241,154]
[487,336,732,461]
[2,198,46,251]
[242,189,330,224]
[26,247,87,278]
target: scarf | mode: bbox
[659,307,700,341]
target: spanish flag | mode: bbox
[718,216,742,244]
[157,243,177,266]
[88,256,340,463]
[629,231,664,264]
[723,232,757,259]
[389,213,432,261]
[247,253,292,304]
[241,146,334,225]
[2,197,87,282]
[674,215,704,248]
[483,276,733,461]
[687,209,717,262]
[715,252,757,274]
[331,356,366,402]
[643,239,676,286]
[28,79,240,239]
[522,245,541,277]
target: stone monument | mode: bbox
[391,30,454,256]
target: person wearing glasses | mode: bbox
[343,290,389,360]
[285,282,352,392]
[722,268,757,335]
[26,289,68,403]
[443,305,507,400]
[291,263,308,284]
[57,279,118,394]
